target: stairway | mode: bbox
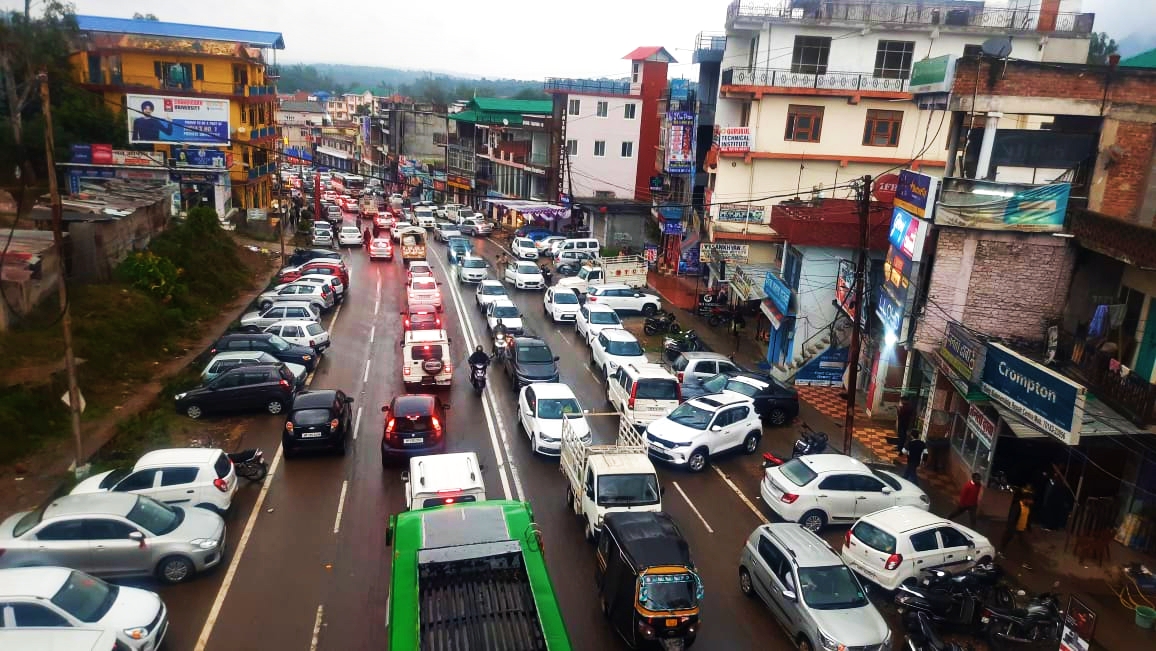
[771,333,832,385]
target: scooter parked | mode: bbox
[793,422,829,457]
[981,592,1063,646]
[905,611,973,651]
[663,329,705,361]
[228,448,268,481]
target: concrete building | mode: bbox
[71,15,285,215]
[276,100,328,164]
[315,125,360,173]
[447,97,555,203]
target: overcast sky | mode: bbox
[3,0,1150,80]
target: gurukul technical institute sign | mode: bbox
[980,342,1086,445]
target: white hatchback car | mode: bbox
[591,328,648,379]
[337,225,363,247]
[842,505,996,591]
[264,319,330,352]
[761,455,930,532]
[475,279,510,313]
[543,286,581,323]
[575,303,623,345]
[0,567,168,650]
[503,260,546,290]
[516,383,591,455]
[645,394,763,472]
[511,237,539,260]
[70,447,237,514]
[485,299,524,335]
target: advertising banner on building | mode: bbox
[699,243,749,263]
[1059,596,1096,651]
[112,150,165,167]
[664,111,695,174]
[795,345,850,386]
[717,203,766,223]
[981,342,1086,445]
[678,242,701,275]
[126,94,231,145]
[171,146,229,168]
[893,169,939,222]
[835,259,857,320]
[935,182,1071,232]
[764,272,792,315]
[939,322,987,384]
[669,78,690,101]
[715,126,752,153]
[876,170,937,339]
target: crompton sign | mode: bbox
[981,342,1086,445]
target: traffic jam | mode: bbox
[0,166,1061,651]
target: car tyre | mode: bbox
[266,399,285,415]
[739,567,755,598]
[641,303,658,316]
[185,404,203,420]
[742,431,761,454]
[801,510,827,532]
[157,555,195,584]
[687,447,709,473]
[767,408,789,427]
[798,637,814,651]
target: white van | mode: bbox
[402,452,486,509]
[555,238,600,260]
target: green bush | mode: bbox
[117,251,184,302]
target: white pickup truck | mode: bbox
[554,255,648,295]
[560,415,663,542]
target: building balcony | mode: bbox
[78,70,279,101]
[725,1,1095,35]
[1059,332,1156,427]
[246,162,275,180]
[235,125,280,142]
[544,78,631,95]
[693,32,727,65]
[721,66,909,95]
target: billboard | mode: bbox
[171,146,229,169]
[664,111,695,174]
[715,127,752,153]
[835,259,857,320]
[127,94,231,145]
[981,342,1086,445]
[935,182,1071,232]
[877,205,932,338]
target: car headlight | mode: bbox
[175,393,187,400]
[123,626,149,640]
[538,432,558,443]
[190,537,219,550]
[818,630,841,651]
[302,354,312,361]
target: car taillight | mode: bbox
[403,367,411,376]
[330,418,339,431]
[279,379,291,390]
[676,384,682,402]
[844,530,852,547]
[210,348,218,355]
[385,418,397,442]
[431,416,443,439]
[285,422,295,432]
[677,371,684,383]
[628,383,638,410]
[443,363,452,374]
[588,296,597,302]
[780,493,799,504]
[309,339,316,347]
[213,478,229,493]
[404,318,410,328]
[885,553,903,571]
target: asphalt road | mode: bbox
[149,208,867,650]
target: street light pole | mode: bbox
[842,175,873,455]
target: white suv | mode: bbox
[842,505,996,591]
[645,394,762,472]
[70,447,237,513]
[401,329,453,389]
[591,328,648,379]
[575,303,623,345]
[607,362,681,433]
[761,455,929,532]
[587,283,662,315]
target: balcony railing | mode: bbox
[247,163,275,180]
[722,66,909,93]
[726,1,1095,35]
[694,31,727,65]
[1060,332,1156,427]
[80,70,281,98]
[544,78,631,95]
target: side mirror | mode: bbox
[881,486,894,495]
[781,589,797,601]
[967,539,976,548]
[128,531,145,548]
[400,471,410,483]
[710,425,723,432]
[345,396,354,404]
[443,403,451,410]
[381,405,390,413]
[553,355,561,362]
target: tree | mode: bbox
[1087,32,1119,65]
[132,13,159,21]
[512,87,547,100]
[354,104,370,117]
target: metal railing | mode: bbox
[81,70,281,98]
[1060,332,1156,427]
[722,66,909,92]
[544,78,631,95]
[694,31,727,52]
[726,1,1095,34]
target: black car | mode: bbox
[210,333,317,372]
[503,336,560,389]
[283,389,354,456]
[175,363,297,420]
[682,371,799,426]
[381,394,449,465]
[286,248,343,268]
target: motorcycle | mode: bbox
[981,592,1063,645]
[895,576,987,631]
[918,562,1006,601]
[706,306,736,327]
[644,310,682,336]
[228,448,268,481]
[663,330,705,361]
[792,423,829,458]
[470,362,488,395]
[493,332,509,363]
[905,611,973,651]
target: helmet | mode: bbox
[475,345,484,353]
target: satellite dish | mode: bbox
[980,36,1013,59]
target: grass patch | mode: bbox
[86,407,176,475]
[0,380,72,461]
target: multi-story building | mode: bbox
[71,15,286,215]
[447,97,555,203]
[326,90,376,122]
[704,0,1094,264]
[315,125,360,173]
[276,100,328,165]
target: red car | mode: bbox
[279,260,350,287]
[401,307,442,331]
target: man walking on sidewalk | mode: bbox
[903,434,926,484]
[947,473,983,527]
[896,397,916,455]
[1001,494,1034,553]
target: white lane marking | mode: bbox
[363,359,371,383]
[309,604,324,651]
[672,481,714,533]
[332,480,349,534]
[374,297,380,315]
[329,301,343,329]
[353,405,362,441]
[430,246,521,501]
[369,324,375,343]
[712,466,770,525]
[586,364,601,382]
[194,444,285,651]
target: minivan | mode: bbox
[607,362,682,432]
[555,238,600,260]
[402,452,486,510]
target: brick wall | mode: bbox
[1099,120,1156,221]
[952,58,1156,106]
[915,228,1075,349]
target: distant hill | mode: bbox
[278,63,548,101]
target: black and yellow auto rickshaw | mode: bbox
[595,512,703,650]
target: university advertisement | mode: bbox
[126,94,231,145]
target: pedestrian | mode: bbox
[903,434,926,484]
[1001,494,1034,553]
[896,397,916,454]
[947,473,983,528]
[363,227,372,248]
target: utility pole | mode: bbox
[40,72,86,478]
[277,136,286,267]
[842,175,873,455]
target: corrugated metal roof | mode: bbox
[75,15,285,49]
[622,46,677,63]
[471,97,553,114]
[1121,48,1156,69]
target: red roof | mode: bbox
[769,199,893,251]
[623,46,676,63]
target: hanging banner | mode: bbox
[835,259,857,320]
[715,126,752,153]
[936,182,1071,232]
[664,111,695,174]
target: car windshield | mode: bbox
[518,344,554,363]
[293,408,332,426]
[639,573,699,611]
[12,506,45,537]
[98,467,131,489]
[596,473,660,507]
[700,373,728,392]
[779,458,818,486]
[481,285,506,296]
[514,238,532,247]
[410,345,443,361]
[553,291,578,304]
[726,379,761,398]
[797,565,869,610]
[493,305,520,318]
[51,571,119,623]
[516,263,540,274]
[126,495,183,535]
[666,403,713,429]
[463,259,486,269]
[341,227,359,235]
[267,335,290,351]
[590,311,620,325]
[306,323,325,335]
[257,352,280,364]
[606,339,643,356]
[537,398,581,419]
[637,379,678,400]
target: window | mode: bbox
[910,530,941,552]
[624,103,637,119]
[161,467,199,486]
[566,139,577,156]
[874,40,915,79]
[740,102,752,128]
[567,98,581,115]
[963,44,983,58]
[937,527,972,549]
[631,62,640,84]
[818,474,855,491]
[620,141,634,158]
[785,105,824,142]
[791,36,831,75]
[116,469,158,492]
[36,521,86,541]
[194,63,204,81]
[863,110,903,147]
[850,521,896,553]
[850,475,886,492]
[84,519,136,540]
[596,101,608,117]
[10,603,70,627]
[593,140,606,157]
[748,35,760,68]
[757,537,791,586]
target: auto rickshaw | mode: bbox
[595,512,703,650]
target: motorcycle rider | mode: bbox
[540,263,553,286]
[492,318,509,359]
[468,345,490,368]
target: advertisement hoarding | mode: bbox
[717,204,766,223]
[699,243,749,263]
[980,342,1086,445]
[715,127,752,153]
[935,182,1071,232]
[126,94,231,145]
[835,259,857,320]
[664,111,695,174]
[172,146,228,168]
[876,169,937,338]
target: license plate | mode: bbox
[403,437,424,445]
[665,618,678,628]
[300,432,323,438]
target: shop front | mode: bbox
[926,322,996,488]
[732,263,775,349]
[762,271,796,370]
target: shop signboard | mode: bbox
[699,243,749,263]
[717,203,766,223]
[909,54,957,94]
[126,94,231,145]
[893,169,939,222]
[939,322,987,384]
[669,78,690,101]
[1059,596,1096,651]
[966,404,997,448]
[835,259,857,320]
[644,244,658,267]
[795,345,850,386]
[649,175,665,194]
[935,182,1070,232]
[664,111,696,174]
[678,242,701,275]
[877,199,932,338]
[662,221,684,235]
[171,146,228,168]
[247,208,267,221]
[981,342,1086,445]
[763,272,792,315]
[71,144,93,163]
[110,150,165,167]
[715,127,752,153]
[873,173,900,203]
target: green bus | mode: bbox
[386,500,572,651]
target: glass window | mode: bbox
[779,458,818,486]
[161,467,199,486]
[11,603,70,627]
[51,571,117,623]
[567,99,580,115]
[636,379,678,400]
[35,521,86,541]
[126,496,182,535]
[666,402,713,429]
[874,40,915,79]
[639,573,698,611]
[115,469,157,492]
[593,141,606,157]
[566,139,577,156]
[493,305,520,318]
[553,290,578,304]
[536,398,581,419]
[863,110,903,147]
[596,101,608,117]
[785,105,824,142]
[671,356,690,372]
[596,473,660,507]
[725,379,761,399]
[590,311,621,325]
[411,345,443,362]
[910,530,940,552]
[851,521,896,553]
[606,339,643,356]
[620,141,634,158]
[700,373,729,393]
[84,519,136,540]
[818,474,855,491]
[517,344,554,363]
[293,408,332,426]
[757,537,791,585]
[937,527,971,549]
[797,565,868,610]
[624,103,637,119]
[791,36,831,75]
